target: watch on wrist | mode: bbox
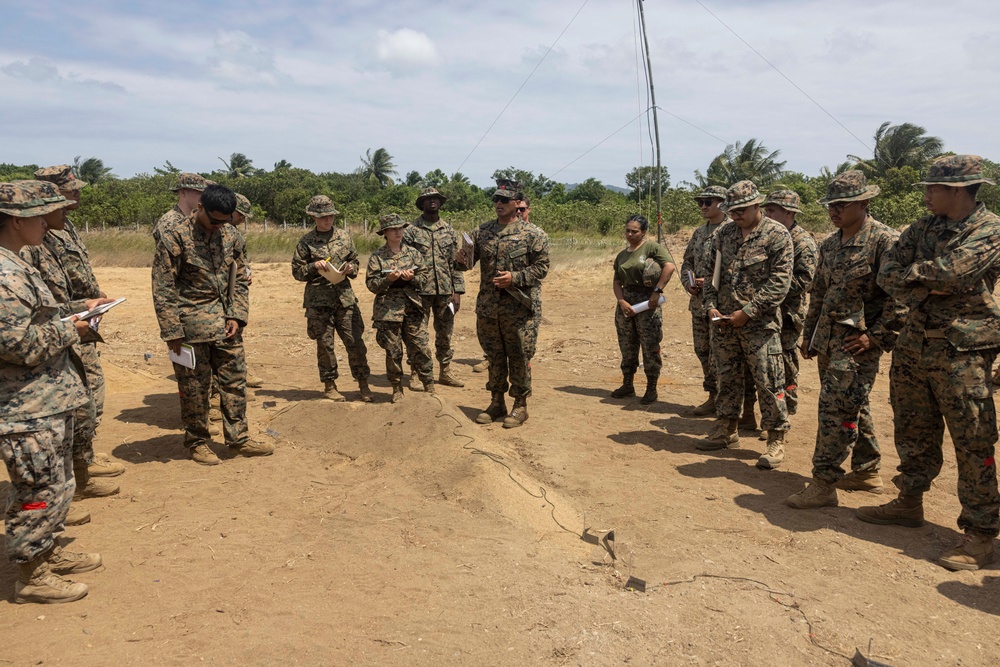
[653,286,663,294]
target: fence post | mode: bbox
[85,221,89,232]
[102,220,106,232]
[264,219,268,231]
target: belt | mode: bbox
[924,328,948,339]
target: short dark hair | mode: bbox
[201,184,237,215]
[0,212,11,228]
[966,183,982,199]
[627,214,649,232]
[518,195,531,207]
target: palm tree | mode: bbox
[359,148,397,188]
[450,172,470,185]
[848,122,943,178]
[73,156,116,183]
[218,153,256,178]
[273,159,292,172]
[695,139,786,188]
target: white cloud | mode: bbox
[1,56,126,92]
[375,28,440,69]
[211,30,282,85]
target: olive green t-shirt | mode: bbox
[613,240,674,289]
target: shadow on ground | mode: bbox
[937,575,1000,616]
[114,392,180,429]
[113,433,191,464]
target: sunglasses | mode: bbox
[493,196,512,203]
[516,206,528,213]
[696,199,716,207]
[206,212,233,225]
[826,202,853,213]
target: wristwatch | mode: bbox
[653,286,663,294]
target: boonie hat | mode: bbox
[415,187,447,210]
[915,154,995,188]
[0,180,71,217]
[377,213,408,236]
[306,195,340,218]
[171,172,207,193]
[762,189,802,213]
[235,193,253,219]
[720,180,765,212]
[696,185,727,201]
[34,164,88,191]
[819,170,880,205]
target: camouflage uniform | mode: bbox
[703,184,793,433]
[153,173,206,244]
[405,188,465,367]
[805,208,902,484]
[0,184,87,564]
[877,172,1000,537]
[367,218,433,385]
[613,239,674,379]
[466,215,550,400]
[291,198,370,384]
[152,213,251,450]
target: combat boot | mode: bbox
[246,373,264,388]
[229,440,274,458]
[323,381,345,402]
[473,358,489,373]
[503,398,529,429]
[209,422,222,437]
[476,393,507,424]
[610,374,635,398]
[756,430,785,469]
[391,383,404,404]
[692,393,716,416]
[836,469,883,493]
[47,545,102,574]
[65,504,91,526]
[409,369,423,392]
[15,557,88,605]
[72,462,119,500]
[358,378,373,403]
[438,363,465,387]
[423,380,437,395]
[786,479,838,509]
[190,443,221,466]
[738,400,758,431]
[88,456,125,478]
[936,532,996,571]
[856,493,924,527]
[208,405,223,422]
[697,418,739,451]
[640,376,658,404]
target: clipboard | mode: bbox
[168,343,196,369]
[61,297,127,322]
[318,261,348,285]
[711,250,722,290]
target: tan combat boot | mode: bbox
[229,440,274,458]
[696,418,738,451]
[692,393,716,416]
[738,398,757,431]
[610,375,635,399]
[409,369,423,392]
[936,532,996,571]
[476,393,507,424]
[438,363,465,387]
[856,493,924,527]
[88,456,125,478]
[323,381,345,402]
[786,478,838,509]
[473,358,489,373]
[836,469,883,493]
[190,443,221,466]
[65,504,91,526]
[391,383,404,404]
[246,373,264,388]
[422,380,437,395]
[208,405,223,422]
[73,462,119,500]
[358,378,373,403]
[503,398,529,429]
[756,430,786,469]
[48,545,102,574]
[15,557,88,605]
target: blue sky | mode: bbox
[2,1,998,188]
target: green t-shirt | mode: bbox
[613,240,674,289]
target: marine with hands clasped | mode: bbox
[291,195,372,402]
[699,180,793,468]
[460,179,550,429]
[0,181,113,604]
[857,155,1000,571]
[785,171,904,510]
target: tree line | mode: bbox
[3,121,997,236]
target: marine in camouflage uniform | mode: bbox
[153,185,271,466]
[153,172,206,245]
[404,187,466,390]
[367,214,434,402]
[1,181,102,604]
[611,214,676,404]
[761,190,818,416]
[700,181,793,467]
[786,172,904,510]
[460,179,550,429]
[291,195,371,402]
[858,155,1000,571]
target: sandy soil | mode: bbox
[2,239,998,666]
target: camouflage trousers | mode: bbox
[307,305,370,382]
[477,297,539,400]
[1,413,74,564]
[376,303,434,386]
[811,347,882,484]
[780,325,801,415]
[708,319,759,409]
[420,295,456,366]
[174,337,248,449]
[714,325,789,431]
[692,312,717,394]
[71,341,104,465]
[890,341,999,537]
[615,293,662,378]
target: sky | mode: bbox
[2,0,998,188]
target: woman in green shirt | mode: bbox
[611,215,676,403]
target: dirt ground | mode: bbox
[2,239,998,666]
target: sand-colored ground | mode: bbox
[2,243,998,666]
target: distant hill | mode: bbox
[564,182,629,194]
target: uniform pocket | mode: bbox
[0,433,54,489]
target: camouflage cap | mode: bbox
[415,186,447,210]
[234,193,253,219]
[642,258,662,288]
[493,178,522,200]
[762,189,802,213]
[915,154,996,187]
[376,213,408,236]
[0,180,71,218]
[306,195,339,218]
[34,164,87,190]
[719,180,765,212]
[696,185,727,201]
[170,172,207,192]
[818,170,880,205]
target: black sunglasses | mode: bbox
[695,199,716,207]
[493,196,512,203]
[516,206,528,212]
[207,212,233,225]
